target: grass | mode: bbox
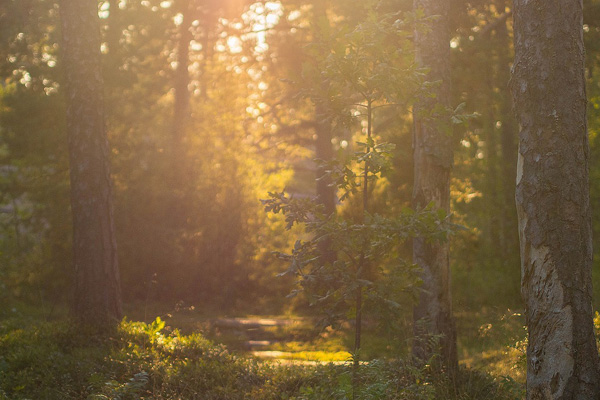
[455,308,526,383]
[0,305,525,400]
[124,300,529,387]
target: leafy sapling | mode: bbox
[264,5,461,398]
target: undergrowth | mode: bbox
[0,316,523,399]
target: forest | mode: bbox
[1,0,600,398]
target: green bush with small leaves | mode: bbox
[0,315,520,399]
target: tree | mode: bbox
[60,0,121,325]
[511,0,600,397]
[172,0,193,151]
[411,0,458,371]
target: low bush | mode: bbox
[0,316,522,399]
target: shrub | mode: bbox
[0,316,521,399]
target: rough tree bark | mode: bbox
[511,0,600,398]
[411,0,457,371]
[60,0,122,325]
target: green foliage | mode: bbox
[0,314,521,399]
[263,153,452,337]
[446,0,522,312]
[0,0,301,311]
[0,80,71,306]
[1,0,599,396]
[297,5,421,126]
[263,10,468,394]
[0,317,263,399]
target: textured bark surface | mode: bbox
[60,0,122,326]
[511,0,600,398]
[411,0,457,371]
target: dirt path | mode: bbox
[208,317,351,364]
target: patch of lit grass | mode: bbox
[277,350,352,362]
[455,308,526,384]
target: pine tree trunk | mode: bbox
[411,0,457,372]
[494,1,519,257]
[511,0,600,398]
[60,0,122,326]
[173,0,192,149]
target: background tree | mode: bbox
[59,0,121,325]
[411,0,458,371]
[511,0,600,397]
[446,0,521,312]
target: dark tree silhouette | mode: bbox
[411,0,458,372]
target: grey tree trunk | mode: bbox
[411,0,457,371]
[511,0,600,398]
[60,0,122,326]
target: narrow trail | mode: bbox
[208,317,351,365]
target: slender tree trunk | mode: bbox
[173,0,192,152]
[60,0,122,326]
[312,1,336,218]
[167,0,194,231]
[313,1,337,265]
[106,0,122,59]
[315,103,336,216]
[511,1,600,398]
[314,102,337,266]
[483,55,501,251]
[411,0,457,372]
[494,0,518,257]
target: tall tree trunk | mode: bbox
[494,0,518,257]
[411,0,457,372]
[312,1,335,218]
[315,103,336,216]
[511,0,600,398]
[168,0,194,230]
[173,0,192,153]
[483,53,501,251]
[106,0,122,60]
[313,1,336,264]
[60,0,122,326]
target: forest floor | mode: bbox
[124,302,527,382]
[0,302,526,399]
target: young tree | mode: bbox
[411,0,458,371]
[511,0,600,397]
[60,0,121,326]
